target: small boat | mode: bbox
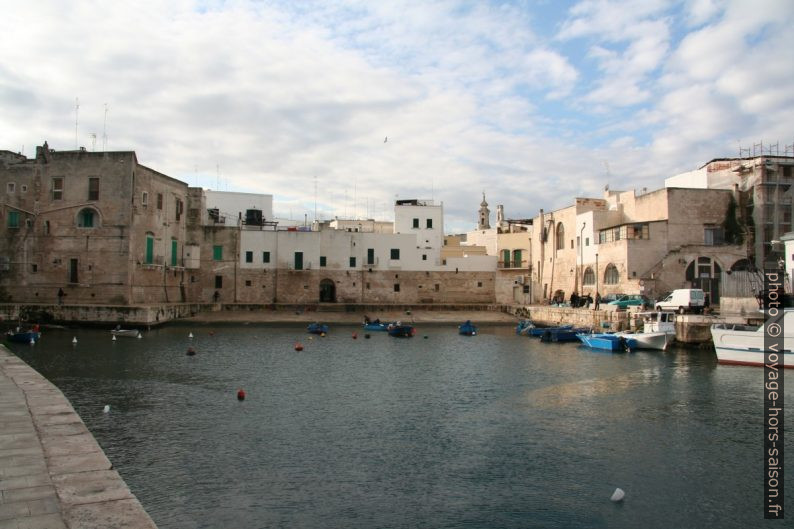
[459,320,477,336]
[5,329,41,343]
[515,320,535,335]
[387,323,415,338]
[363,321,391,332]
[711,309,794,368]
[539,327,591,343]
[614,311,676,350]
[307,323,329,335]
[528,324,573,337]
[111,328,141,338]
[576,333,638,352]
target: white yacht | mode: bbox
[710,310,794,368]
[616,311,676,350]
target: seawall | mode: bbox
[0,345,157,528]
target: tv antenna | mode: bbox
[89,133,96,152]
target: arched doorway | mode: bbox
[319,279,336,303]
[685,257,722,304]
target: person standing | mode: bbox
[594,292,601,310]
[57,288,65,305]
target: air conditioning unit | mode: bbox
[516,275,524,284]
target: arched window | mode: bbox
[583,267,595,285]
[145,232,154,265]
[77,208,98,228]
[730,258,753,272]
[556,222,565,250]
[604,264,619,285]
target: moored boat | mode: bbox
[539,327,591,343]
[576,333,637,352]
[307,323,329,335]
[363,321,391,332]
[111,327,142,338]
[614,311,676,350]
[459,320,477,336]
[711,310,794,368]
[387,323,415,338]
[515,320,535,335]
[528,324,573,337]
[5,329,41,343]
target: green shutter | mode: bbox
[145,236,154,264]
[171,240,178,266]
[213,245,223,261]
[294,252,303,270]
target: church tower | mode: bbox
[478,193,490,230]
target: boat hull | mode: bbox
[111,329,141,338]
[576,333,638,351]
[363,323,389,332]
[307,324,329,335]
[388,325,415,338]
[614,331,674,351]
[5,331,40,343]
[711,324,794,368]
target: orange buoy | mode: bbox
[237,388,246,401]
[352,332,358,339]
[294,342,304,351]
[187,347,196,356]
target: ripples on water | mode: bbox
[8,324,792,528]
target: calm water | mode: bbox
[6,324,792,528]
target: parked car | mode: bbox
[601,293,625,304]
[654,289,706,314]
[608,294,652,309]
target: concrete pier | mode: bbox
[0,346,157,529]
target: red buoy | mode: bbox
[237,388,246,401]
[186,347,196,356]
[294,343,304,351]
[352,332,358,339]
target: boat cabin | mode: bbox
[637,311,675,334]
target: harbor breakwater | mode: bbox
[0,345,157,528]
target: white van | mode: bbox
[654,289,706,313]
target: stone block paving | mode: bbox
[0,346,158,528]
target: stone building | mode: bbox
[0,143,189,304]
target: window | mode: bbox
[88,178,99,200]
[422,254,427,261]
[52,178,63,200]
[583,267,595,285]
[145,233,154,264]
[570,239,574,249]
[245,251,253,263]
[7,182,15,193]
[44,221,50,235]
[68,258,79,284]
[21,185,27,193]
[175,199,183,221]
[320,256,327,267]
[367,248,375,265]
[426,218,433,229]
[704,226,725,246]
[413,218,419,228]
[512,249,522,266]
[477,281,483,287]
[7,211,20,229]
[262,251,270,263]
[171,239,178,266]
[604,264,619,285]
[599,223,649,243]
[77,208,95,228]
[556,222,565,250]
[142,192,149,206]
[215,275,223,288]
[390,248,400,260]
[435,284,440,292]
[245,280,252,287]
[31,263,37,273]
[213,245,223,261]
[349,257,356,268]
[294,252,303,270]
[586,237,589,246]
[157,193,163,210]
[394,284,400,292]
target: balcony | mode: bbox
[498,259,529,270]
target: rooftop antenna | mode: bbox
[102,103,108,151]
[89,133,96,152]
[74,97,80,149]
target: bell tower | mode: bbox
[478,192,490,230]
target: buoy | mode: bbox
[472,331,476,336]
[352,332,358,339]
[188,332,194,339]
[237,389,246,401]
[364,334,371,339]
[610,488,625,502]
[209,331,215,336]
[29,337,36,345]
[72,337,78,344]
[136,332,142,339]
[308,336,313,340]
[103,405,110,413]
[187,347,196,356]
[320,332,326,337]
[423,335,428,339]
[112,335,117,341]
[295,343,304,351]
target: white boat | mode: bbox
[111,327,141,338]
[710,310,794,368]
[615,311,676,350]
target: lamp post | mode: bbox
[579,222,586,294]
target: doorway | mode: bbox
[320,279,336,303]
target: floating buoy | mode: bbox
[364,334,371,339]
[610,488,625,502]
[237,389,246,401]
[103,405,110,413]
[423,335,428,339]
[209,331,215,336]
[187,347,196,356]
[295,343,304,351]
[352,332,358,339]
[472,332,476,336]
[112,335,117,341]
[320,332,326,337]
[136,332,142,339]
[308,336,313,341]
[30,337,36,345]
[72,337,78,344]
[188,332,194,339]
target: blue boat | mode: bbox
[387,324,415,338]
[539,327,591,343]
[307,323,329,335]
[363,322,391,332]
[459,320,477,336]
[576,333,638,352]
[515,320,535,335]
[529,324,573,337]
[5,330,41,343]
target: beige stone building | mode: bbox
[0,143,189,304]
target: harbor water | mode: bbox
[6,324,792,528]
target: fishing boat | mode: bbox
[515,320,535,335]
[363,321,391,332]
[111,327,142,338]
[576,333,638,352]
[710,310,794,368]
[528,324,573,337]
[5,329,41,343]
[459,320,477,336]
[387,323,415,338]
[539,327,591,343]
[614,311,676,350]
[307,323,329,335]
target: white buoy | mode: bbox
[112,335,117,341]
[610,488,625,502]
[72,337,78,344]
[103,405,110,413]
[189,332,194,339]
[29,337,36,345]
[136,332,142,339]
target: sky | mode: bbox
[1,0,793,232]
